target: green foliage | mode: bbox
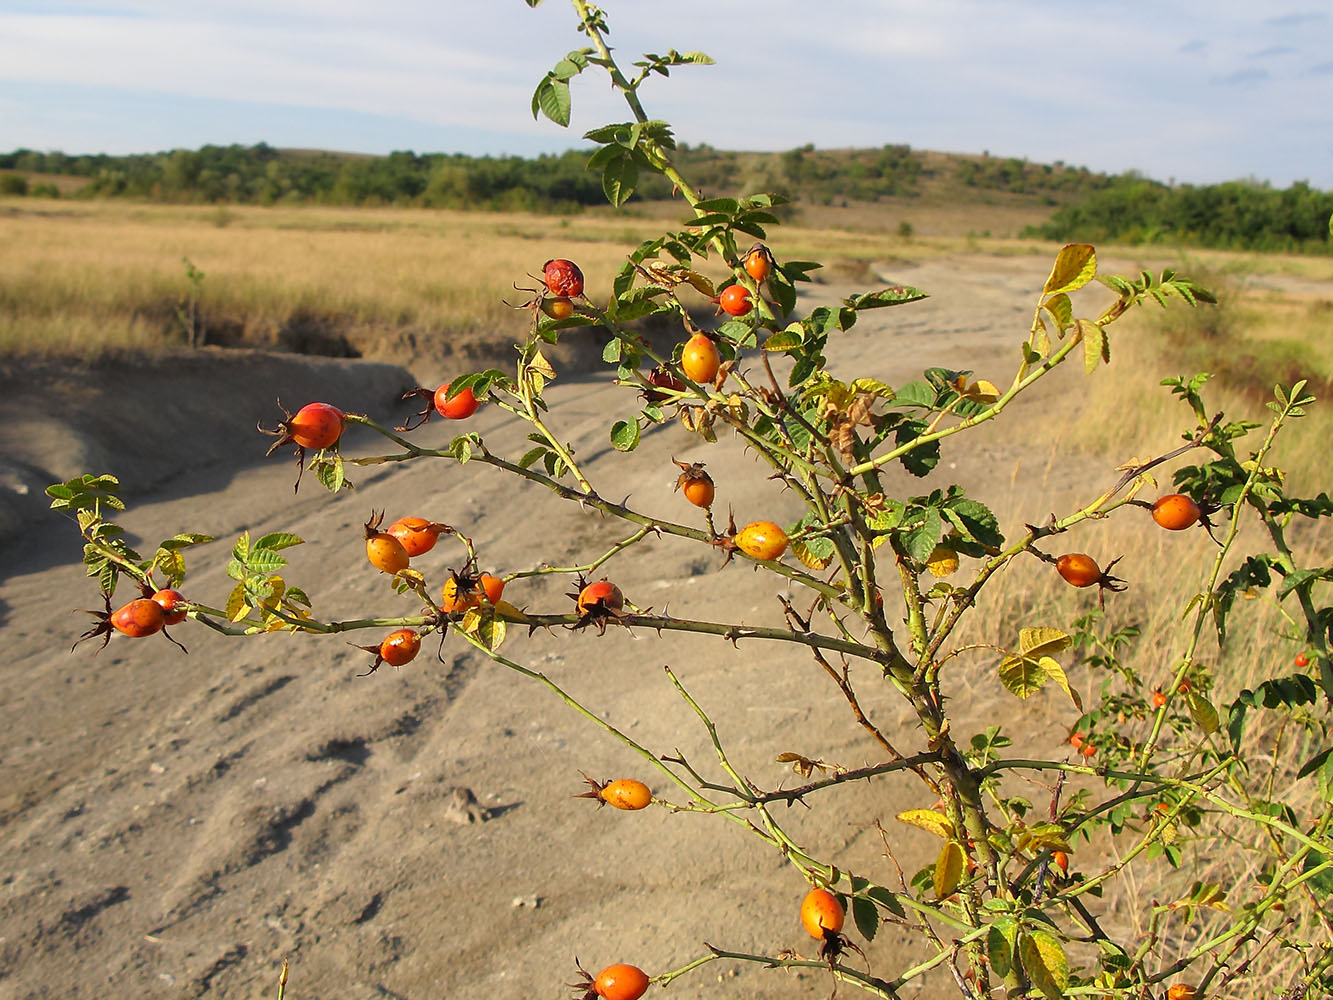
[1031,175,1333,252]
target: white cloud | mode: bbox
[0,1,1329,185]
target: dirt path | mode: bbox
[1,253,1100,999]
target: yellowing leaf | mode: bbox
[926,546,960,578]
[1023,822,1072,852]
[225,582,250,622]
[1038,656,1083,711]
[1043,243,1097,295]
[1043,292,1073,332]
[1079,318,1106,374]
[896,809,956,840]
[1019,626,1071,658]
[529,349,557,380]
[1188,691,1220,734]
[1019,930,1070,1000]
[934,840,965,899]
[999,654,1049,699]
[684,270,716,298]
[791,536,835,571]
[491,599,527,621]
[849,377,896,401]
[986,918,1018,979]
[1029,320,1052,358]
[461,609,506,652]
[960,378,1000,404]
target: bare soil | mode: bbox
[1,254,1108,999]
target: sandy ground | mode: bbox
[2,254,1102,999]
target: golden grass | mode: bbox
[0,197,1054,363]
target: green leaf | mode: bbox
[252,532,303,552]
[1019,930,1070,1000]
[763,326,804,352]
[944,499,1003,549]
[894,381,936,408]
[851,894,879,942]
[242,549,289,575]
[864,885,905,919]
[610,419,640,452]
[987,918,1019,979]
[601,152,638,207]
[159,532,214,551]
[899,507,943,563]
[844,285,929,310]
[1043,244,1097,295]
[312,453,346,493]
[534,77,571,127]
[1304,851,1333,898]
[895,420,940,477]
[790,535,836,571]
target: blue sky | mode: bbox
[1,1,1330,187]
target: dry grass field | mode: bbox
[1,194,1330,997]
[2,195,1058,364]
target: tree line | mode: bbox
[2,142,1327,252]
[1030,175,1332,252]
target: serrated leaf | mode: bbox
[851,894,879,942]
[899,507,943,562]
[160,532,214,551]
[534,76,571,126]
[934,840,965,899]
[845,285,929,310]
[1019,627,1071,658]
[791,535,835,571]
[242,549,289,575]
[601,151,638,207]
[864,885,905,918]
[312,453,346,493]
[1043,244,1096,295]
[253,532,303,552]
[155,548,186,586]
[764,327,804,351]
[1077,319,1106,374]
[897,809,956,840]
[610,419,640,452]
[1019,930,1069,1000]
[987,918,1019,979]
[999,654,1049,699]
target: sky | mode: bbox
[1,1,1330,188]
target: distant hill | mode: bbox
[2,143,1328,252]
[0,142,1116,211]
